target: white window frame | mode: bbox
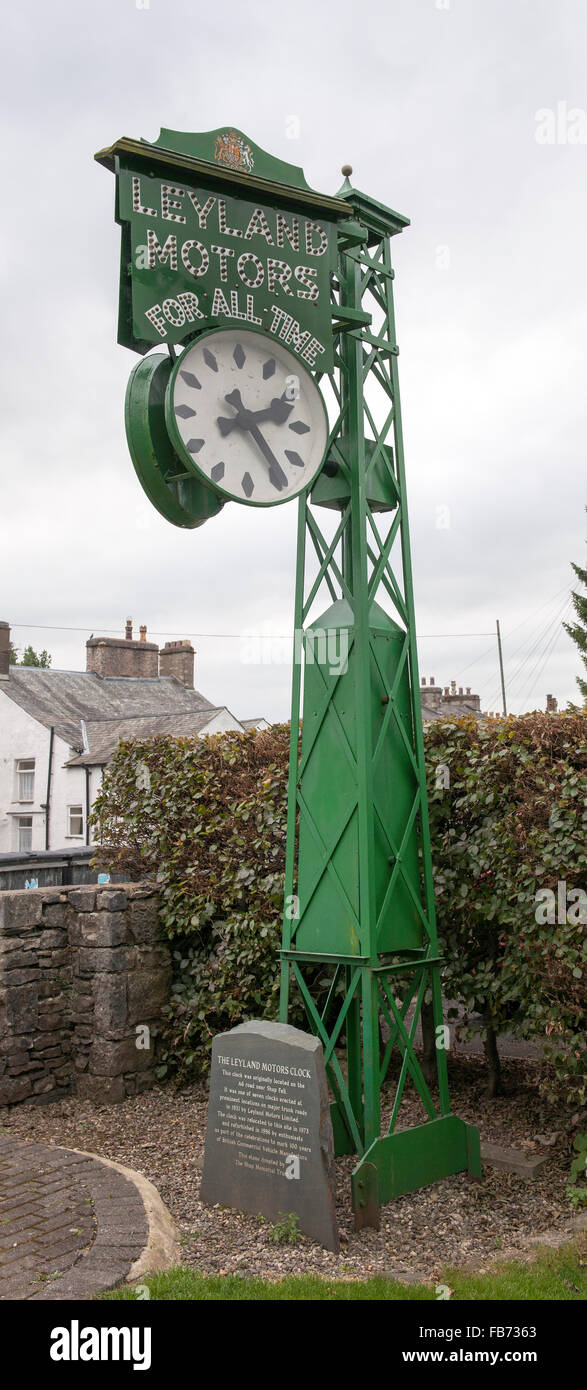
[17,816,33,852]
[16,758,35,803]
[67,804,84,838]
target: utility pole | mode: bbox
[496,618,507,714]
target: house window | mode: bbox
[16,759,35,802]
[18,817,33,852]
[68,805,84,837]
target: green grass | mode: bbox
[101,1239,586,1301]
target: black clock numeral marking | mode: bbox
[262,358,276,379]
[180,370,201,390]
[241,472,254,498]
[233,344,246,369]
[175,404,197,419]
[289,420,310,434]
[203,348,218,372]
[285,450,305,468]
[211,462,225,483]
[186,438,205,453]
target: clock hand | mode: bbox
[217,394,294,436]
[247,423,289,490]
[267,397,294,424]
[215,389,291,488]
[224,388,246,415]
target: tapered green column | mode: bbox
[280,178,480,1225]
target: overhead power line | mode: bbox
[9,621,495,641]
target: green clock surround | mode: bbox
[125,353,224,529]
[164,326,329,509]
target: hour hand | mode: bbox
[217,393,293,436]
[226,389,292,423]
[267,396,294,424]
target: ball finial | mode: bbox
[341,164,353,177]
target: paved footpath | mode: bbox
[0,1135,150,1300]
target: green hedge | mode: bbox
[91,727,292,1082]
[425,713,586,1103]
[91,714,586,1103]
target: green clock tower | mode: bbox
[97,126,480,1227]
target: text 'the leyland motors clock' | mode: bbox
[165,328,329,507]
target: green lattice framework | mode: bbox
[279,184,480,1226]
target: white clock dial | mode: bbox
[165,328,328,506]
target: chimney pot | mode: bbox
[125,618,133,641]
[140,625,147,643]
[421,676,426,685]
[459,686,463,695]
[451,680,456,694]
[466,687,471,695]
[430,677,435,685]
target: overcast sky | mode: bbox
[1,0,585,722]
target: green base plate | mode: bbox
[125,353,225,529]
[351,1115,482,1226]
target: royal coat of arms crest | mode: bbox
[214,130,255,174]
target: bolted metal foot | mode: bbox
[352,1161,380,1231]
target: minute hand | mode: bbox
[247,424,289,491]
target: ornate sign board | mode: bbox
[95,127,350,373]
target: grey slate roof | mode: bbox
[1,668,218,758]
[421,702,487,722]
[66,709,233,765]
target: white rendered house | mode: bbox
[0,620,261,854]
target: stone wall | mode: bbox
[0,884,171,1106]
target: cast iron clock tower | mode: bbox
[97,125,480,1226]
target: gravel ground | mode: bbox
[1,1056,583,1285]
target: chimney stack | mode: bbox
[0,621,10,679]
[159,640,195,689]
[87,620,158,679]
[546,693,558,713]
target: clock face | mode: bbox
[165,328,328,506]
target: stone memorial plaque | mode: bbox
[200,1020,339,1251]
